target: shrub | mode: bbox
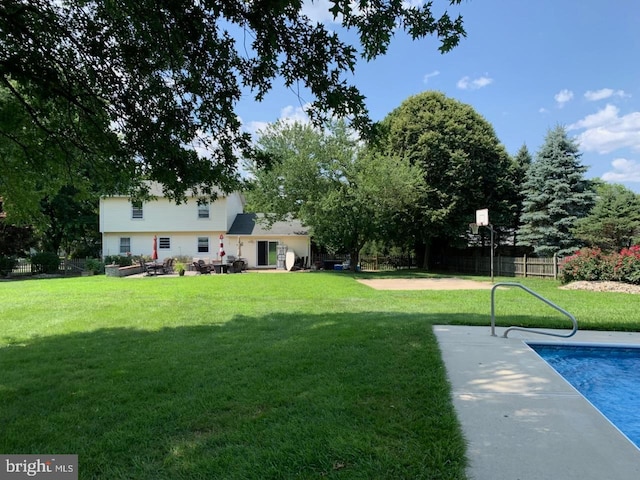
[104,255,133,267]
[85,258,105,275]
[0,256,17,277]
[30,252,61,274]
[559,247,613,283]
[614,246,640,285]
[560,246,640,285]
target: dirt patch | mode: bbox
[357,277,494,291]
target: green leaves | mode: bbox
[518,126,596,257]
[1,1,467,206]
[245,120,424,266]
[573,182,640,252]
[375,91,516,260]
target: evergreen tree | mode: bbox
[573,182,640,252]
[517,126,595,256]
[509,144,532,247]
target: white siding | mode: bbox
[100,187,309,268]
[100,196,233,233]
[230,235,310,269]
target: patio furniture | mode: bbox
[229,259,245,273]
[162,257,175,274]
[212,263,228,274]
[139,258,163,276]
[193,260,212,274]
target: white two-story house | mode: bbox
[99,183,310,269]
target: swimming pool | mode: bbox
[529,343,640,449]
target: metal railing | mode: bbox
[491,282,578,338]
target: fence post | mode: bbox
[523,254,527,278]
[553,253,558,280]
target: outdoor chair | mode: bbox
[162,258,174,274]
[192,261,211,274]
[230,259,245,273]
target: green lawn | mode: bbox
[1,272,639,479]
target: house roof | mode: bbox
[227,213,309,236]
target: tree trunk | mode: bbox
[348,249,360,272]
[415,241,430,270]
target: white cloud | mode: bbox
[569,104,640,154]
[301,0,338,23]
[457,75,493,90]
[242,104,311,136]
[554,89,574,108]
[539,107,549,114]
[568,104,620,130]
[423,70,440,83]
[584,88,628,101]
[279,104,311,124]
[602,158,640,183]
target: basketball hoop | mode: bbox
[476,208,489,227]
[469,222,479,235]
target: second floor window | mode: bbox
[198,204,210,219]
[132,201,143,219]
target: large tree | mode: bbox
[509,144,533,247]
[1,0,466,210]
[245,120,425,269]
[374,91,517,268]
[517,125,595,257]
[38,185,102,257]
[573,182,640,252]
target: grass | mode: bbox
[1,272,639,479]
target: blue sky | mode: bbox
[235,0,640,192]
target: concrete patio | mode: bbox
[434,326,640,480]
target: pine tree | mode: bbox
[510,144,533,246]
[517,126,595,257]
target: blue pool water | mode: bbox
[529,343,640,449]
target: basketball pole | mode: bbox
[489,223,494,283]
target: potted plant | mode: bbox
[174,261,186,276]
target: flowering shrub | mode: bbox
[559,248,615,283]
[560,246,640,285]
[614,245,640,285]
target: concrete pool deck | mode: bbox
[434,326,640,480]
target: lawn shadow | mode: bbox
[0,310,552,479]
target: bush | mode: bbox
[104,255,133,267]
[30,252,61,274]
[0,256,17,277]
[85,258,105,275]
[614,246,640,285]
[560,246,640,285]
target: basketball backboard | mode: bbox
[476,208,489,226]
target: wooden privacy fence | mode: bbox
[437,254,562,279]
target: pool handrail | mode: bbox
[491,282,578,338]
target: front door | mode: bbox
[257,241,278,266]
